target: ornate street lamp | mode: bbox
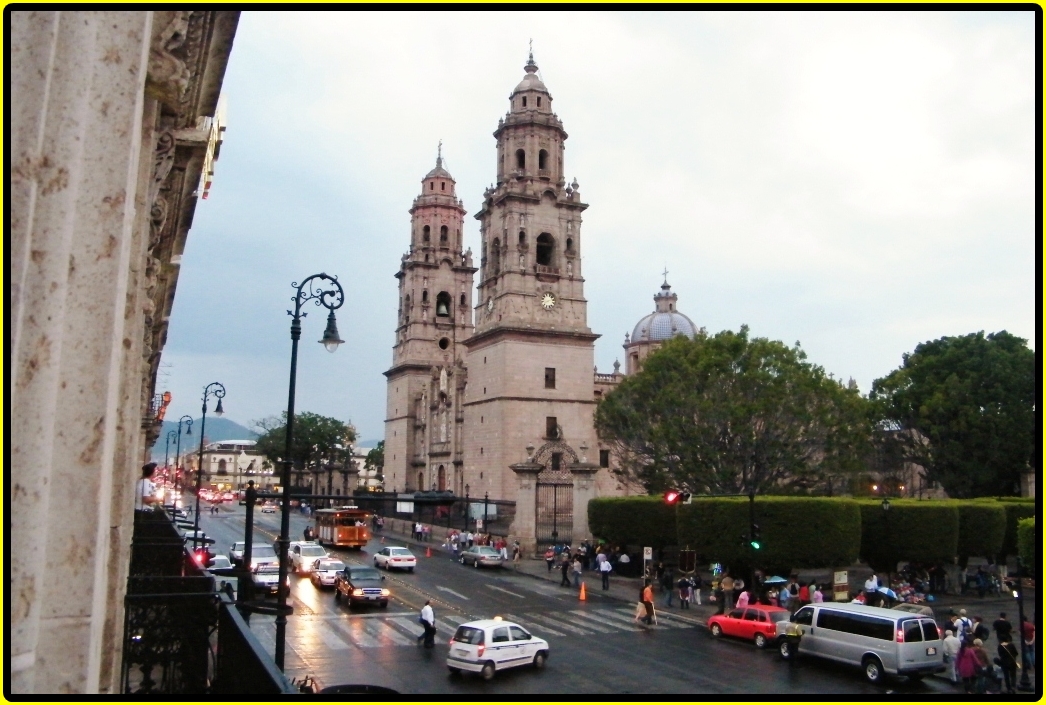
[164,429,178,479]
[275,273,344,671]
[193,382,225,548]
[174,415,193,494]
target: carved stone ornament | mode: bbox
[149,132,176,207]
[145,12,192,109]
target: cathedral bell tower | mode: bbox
[463,52,600,530]
[384,146,476,494]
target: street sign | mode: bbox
[643,546,652,561]
[833,570,849,602]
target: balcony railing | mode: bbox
[535,264,560,276]
[122,508,295,695]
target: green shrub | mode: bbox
[953,501,1006,564]
[993,498,1036,558]
[676,496,861,575]
[587,496,678,549]
[858,500,959,572]
[1017,517,1036,574]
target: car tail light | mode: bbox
[477,645,485,657]
[896,628,905,643]
[449,638,455,645]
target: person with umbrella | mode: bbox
[877,585,898,607]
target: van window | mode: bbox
[922,620,941,641]
[816,609,894,641]
[794,607,814,626]
[903,620,923,642]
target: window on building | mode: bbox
[537,97,542,107]
[539,149,548,170]
[519,231,526,246]
[522,96,527,108]
[565,237,573,252]
[218,458,227,474]
[422,290,429,304]
[551,452,562,471]
[545,416,558,439]
[459,293,466,306]
[491,238,501,274]
[536,233,554,266]
[544,367,556,389]
[441,181,445,191]
[600,450,610,468]
[515,149,525,170]
[423,225,430,242]
[440,225,448,243]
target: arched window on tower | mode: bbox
[423,225,430,243]
[566,237,573,252]
[435,292,451,317]
[459,293,467,307]
[522,96,527,108]
[491,238,501,274]
[440,225,448,244]
[422,290,429,304]
[536,233,555,267]
[404,295,411,322]
[437,465,446,491]
[518,231,526,247]
[538,149,548,170]
[537,97,542,108]
[515,149,525,170]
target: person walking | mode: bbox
[544,547,556,573]
[691,574,702,606]
[954,609,974,642]
[971,638,993,693]
[736,589,750,610]
[559,553,572,587]
[677,576,691,609]
[943,629,961,685]
[572,556,583,588]
[599,556,612,591]
[418,600,436,648]
[997,635,1020,694]
[993,612,1013,643]
[641,581,655,625]
[721,575,735,611]
[957,640,979,693]
[812,584,824,603]
[662,566,675,607]
[1021,616,1035,674]
[512,541,521,570]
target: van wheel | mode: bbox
[779,640,794,660]
[710,624,722,637]
[754,632,768,649]
[459,556,466,565]
[481,662,496,681]
[533,651,547,669]
[447,667,461,675]
[862,656,885,684]
[907,673,924,682]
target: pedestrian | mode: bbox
[691,574,702,605]
[512,541,521,569]
[798,581,810,607]
[572,556,583,588]
[721,575,735,610]
[134,462,160,519]
[560,554,572,587]
[413,522,420,541]
[467,531,474,548]
[736,589,750,610]
[662,567,675,607]
[677,576,691,609]
[973,615,991,644]
[863,572,879,605]
[812,584,824,603]
[956,640,979,693]
[971,638,993,693]
[954,609,974,642]
[641,581,655,625]
[544,546,556,573]
[418,600,436,648]
[600,556,612,590]
[993,612,1013,643]
[1021,616,1035,673]
[943,629,961,684]
[997,635,1020,694]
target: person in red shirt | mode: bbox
[798,582,810,606]
[1021,618,1036,671]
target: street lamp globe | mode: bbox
[319,310,345,353]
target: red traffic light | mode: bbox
[664,490,680,504]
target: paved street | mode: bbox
[190,502,980,695]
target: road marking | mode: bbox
[314,620,352,650]
[330,618,382,647]
[360,617,413,646]
[552,612,616,633]
[440,613,470,627]
[501,613,568,638]
[389,617,424,642]
[569,609,643,631]
[486,584,526,598]
[435,586,470,600]
[519,612,594,636]
[311,611,417,620]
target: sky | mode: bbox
[160,10,1037,443]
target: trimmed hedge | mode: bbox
[859,500,959,572]
[676,497,861,575]
[588,496,678,549]
[954,501,1007,563]
[1017,518,1036,573]
[994,498,1036,558]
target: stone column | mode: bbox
[10,10,155,694]
[509,462,542,556]
[569,462,600,544]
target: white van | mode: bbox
[776,602,944,684]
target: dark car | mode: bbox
[335,565,389,608]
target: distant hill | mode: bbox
[150,417,257,462]
[358,439,382,449]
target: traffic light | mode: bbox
[664,489,680,504]
[749,523,761,550]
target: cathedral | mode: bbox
[383,52,699,553]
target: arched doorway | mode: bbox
[532,441,577,547]
[417,471,424,493]
[437,465,447,492]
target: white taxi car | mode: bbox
[373,546,417,572]
[447,618,549,680]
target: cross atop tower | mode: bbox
[662,267,669,285]
[437,139,443,167]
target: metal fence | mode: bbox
[348,492,516,538]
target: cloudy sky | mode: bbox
[161,10,1036,443]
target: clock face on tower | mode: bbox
[541,292,557,310]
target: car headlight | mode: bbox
[352,588,364,596]
[380,588,390,596]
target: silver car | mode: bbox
[459,545,503,568]
[310,558,346,588]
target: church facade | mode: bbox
[384,54,698,552]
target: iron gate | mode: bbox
[535,482,573,547]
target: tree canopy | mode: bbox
[870,330,1036,498]
[595,327,871,495]
[253,411,357,471]
[365,441,385,484]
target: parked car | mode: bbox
[180,529,215,546]
[708,605,792,648]
[374,546,417,572]
[260,502,277,513]
[447,618,549,680]
[230,541,246,564]
[289,541,329,574]
[334,565,389,608]
[207,554,234,571]
[221,491,235,502]
[459,545,503,569]
[775,603,944,684]
[311,559,346,589]
[251,563,284,596]
[248,543,279,571]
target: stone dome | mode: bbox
[511,51,549,96]
[630,281,698,342]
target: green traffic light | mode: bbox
[750,541,761,550]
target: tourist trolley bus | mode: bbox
[314,506,372,549]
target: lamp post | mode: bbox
[275,273,345,671]
[164,430,177,479]
[193,383,225,548]
[484,492,489,535]
[1012,559,1033,691]
[464,484,470,531]
[174,415,192,495]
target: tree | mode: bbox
[594,327,872,495]
[365,441,385,486]
[870,331,1035,498]
[252,411,357,475]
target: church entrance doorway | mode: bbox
[532,441,577,547]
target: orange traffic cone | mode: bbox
[579,582,587,601]
[426,546,432,558]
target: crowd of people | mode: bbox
[942,608,1036,694]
